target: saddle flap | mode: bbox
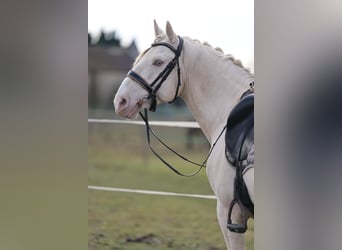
[225,94,254,165]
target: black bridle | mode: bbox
[127,36,184,112]
[125,35,226,177]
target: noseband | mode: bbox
[127,36,184,112]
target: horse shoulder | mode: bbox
[206,139,235,205]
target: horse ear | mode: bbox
[154,19,163,37]
[166,21,177,43]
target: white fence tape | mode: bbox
[88,118,200,128]
[88,185,216,200]
[88,119,212,200]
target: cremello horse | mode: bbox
[114,21,254,250]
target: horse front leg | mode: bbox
[217,200,245,250]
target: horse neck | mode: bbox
[180,38,253,143]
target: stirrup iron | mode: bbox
[227,199,247,234]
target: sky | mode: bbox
[88,0,254,70]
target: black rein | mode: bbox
[139,109,227,177]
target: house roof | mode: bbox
[88,40,139,72]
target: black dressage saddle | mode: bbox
[225,91,254,233]
[225,93,254,171]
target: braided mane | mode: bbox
[133,36,254,77]
[193,39,254,76]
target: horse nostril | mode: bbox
[114,95,129,114]
[117,97,129,112]
[120,98,127,107]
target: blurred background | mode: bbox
[2,0,341,250]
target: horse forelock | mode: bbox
[133,34,178,66]
[154,34,165,43]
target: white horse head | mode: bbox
[114,20,184,119]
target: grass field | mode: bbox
[88,122,254,250]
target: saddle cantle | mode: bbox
[225,92,254,218]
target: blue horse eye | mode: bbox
[153,59,164,66]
